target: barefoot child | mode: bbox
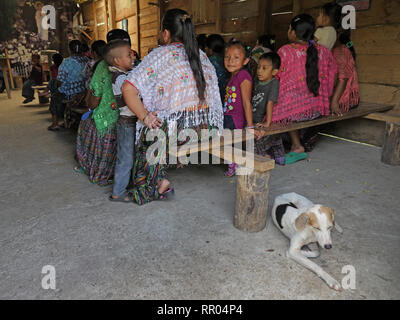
[104,40,137,202]
[223,39,254,176]
[253,52,285,165]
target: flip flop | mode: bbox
[73,166,85,174]
[48,125,60,131]
[285,152,307,165]
[158,188,175,200]
[109,191,134,203]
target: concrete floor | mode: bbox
[0,91,399,300]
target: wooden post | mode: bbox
[234,168,272,233]
[5,49,15,89]
[293,0,301,17]
[92,0,99,40]
[0,60,12,99]
[108,0,116,30]
[381,122,400,165]
[215,0,222,33]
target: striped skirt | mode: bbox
[131,120,212,205]
[76,118,117,186]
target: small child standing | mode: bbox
[252,52,285,165]
[315,2,342,50]
[223,39,254,177]
[104,40,137,202]
[205,34,228,104]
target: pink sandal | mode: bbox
[224,163,238,177]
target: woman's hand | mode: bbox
[143,111,162,129]
[331,100,343,116]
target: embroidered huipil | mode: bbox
[272,43,337,123]
[125,43,223,137]
[332,44,359,112]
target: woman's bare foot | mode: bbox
[158,179,171,194]
[290,145,305,153]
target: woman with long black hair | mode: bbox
[269,14,337,160]
[122,8,223,205]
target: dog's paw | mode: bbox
[326,277,342,291]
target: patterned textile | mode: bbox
[57,55,89,100]
[110,66,135,117]
[223,69,253,129]
[90,60,120,136]
[332,44,359,112]
[131,119,214,205]
[125,43,224,138]
[82,59,99,90]
[255,134,285,166]
[272,43,337,124]
[76,117,117,186]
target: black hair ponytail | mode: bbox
[339,29,356,61]
[291,14,320,96]
[69,40,82,55]
[162,9,206,101]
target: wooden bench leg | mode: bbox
[381,122,400,165]
[234,168,271,232]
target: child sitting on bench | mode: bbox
[22,54,45,104]
[271,14,337,160]
[331,29,359,116]
[253,52,285,165]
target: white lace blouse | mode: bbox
[125,43,224,135]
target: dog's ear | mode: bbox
[327,207,335,224]
[295,212,309,231]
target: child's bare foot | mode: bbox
[158,179,171,194]
[290,145,305,153]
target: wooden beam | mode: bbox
[4,49,15,89]
[92,0,99,40]
[104,0,109,34]
[293,0,301,17]
[215,0,222,33]
[108,0,116,29]
[136,0,141,57]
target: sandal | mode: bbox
[48,125,60,131]
[224,163,238,177]
[285,152,307,165]
[109,191,134,203]
[73,166,85,174]
[159,188,175,200]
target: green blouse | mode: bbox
[90,60,119,136]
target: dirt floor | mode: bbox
[0,91,399,299]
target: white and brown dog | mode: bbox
[272,193,343,291]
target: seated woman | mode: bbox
[331,29,359,116]
[75,29,130,186]
[48,40,89,130]
[272,14,337,156]
[122,9,223,205]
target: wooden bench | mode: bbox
[363,109,400,165]
[31,84,49,104]
[175,102,395,233]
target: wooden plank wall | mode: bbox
[114,0,140,54]
[294,0,400,111]
[138,0,159,57]
[221,0,263,46]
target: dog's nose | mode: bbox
[324,244,332,249]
